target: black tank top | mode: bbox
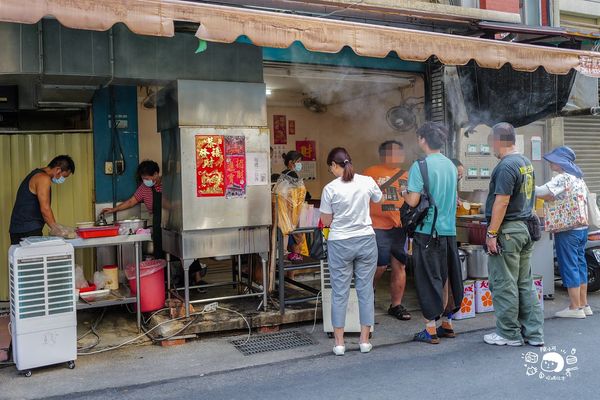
[9,169,49,234]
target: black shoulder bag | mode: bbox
[400,159,437,239]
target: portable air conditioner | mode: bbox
[9,237,77,377]
[320,260,373,336]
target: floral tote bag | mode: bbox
[544,174,589,233]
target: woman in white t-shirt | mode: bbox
[320,147,383,356]
[535,146,591,319]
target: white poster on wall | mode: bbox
[247,152,269,186]
[516,135,525,154]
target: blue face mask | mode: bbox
[294,163,303,172]
[143,179,155,187]
[52,176,65,185]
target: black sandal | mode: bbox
[388,304,411,321]
[436,326,456,338]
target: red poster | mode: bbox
[296,140,316,161]
[273,115,287,144]
[288,120,296,135]
[224,136,247,198]
[196,135,225,197]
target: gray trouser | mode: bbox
[327,235,378,328]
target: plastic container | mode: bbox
[77,225,120,239]
[127,260,166,313]
[79,284,97,293]
[103,265,119,290]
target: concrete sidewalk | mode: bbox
[0,284,597,400]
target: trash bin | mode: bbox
[126,259,166,313]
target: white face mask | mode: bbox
[143,179,155,187]
[52,176,65,184]
[294,163,303,172]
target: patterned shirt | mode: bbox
[133,183,162,214]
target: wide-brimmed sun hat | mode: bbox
[543,146,583,178]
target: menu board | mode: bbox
[196,134,247,198]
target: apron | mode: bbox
[151,186,164,259]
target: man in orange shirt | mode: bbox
[364,140,411,320]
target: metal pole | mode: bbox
[237,254,242,294]
[134,242,141,332]
[278,229,285,314]
[183,260,191,319]
[166,252,171,300]
[261,256,267,312]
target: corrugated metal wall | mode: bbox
[0,132,95,301]
[564,117,600,194]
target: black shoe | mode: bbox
[388,304,411,321]
[437,326,456,338]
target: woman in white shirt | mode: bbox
[535,146,591,319]
[320,147,383,356]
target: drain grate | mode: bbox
[231,330,316,356]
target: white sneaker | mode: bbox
[333,345,345,356]
[554,307,586,319]
[359,342,373,353]
[583,305,593,316]
[483,332,523,346]
[524,338,544,347]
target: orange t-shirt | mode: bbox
[363,164,408,230]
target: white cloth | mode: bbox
[320,174,382,241]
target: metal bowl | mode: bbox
[117,219,148,235]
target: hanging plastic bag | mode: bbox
[75,266,89,289]
[93,271,106,289]
[273,177,307,235]
[589,193,600,229]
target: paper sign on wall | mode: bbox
[224,136,247,198]
[531,136,542,161]
[195,134,247,198]
[273,115,287,144]
[196,135,225,197]
[247,152,269,186]
[296,140,317,161]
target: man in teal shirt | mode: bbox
[402,122,463,344]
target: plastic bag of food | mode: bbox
[93,270,106,289]
[75,266,89,289]
[49,223,77,239]
[273,177,307,235]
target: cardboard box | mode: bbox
[454,280,475,320]
[475,279,494,313]
[533,274,544,310]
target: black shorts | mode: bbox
[412,233,463,321]
[374,227,407,267]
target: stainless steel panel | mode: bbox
[162,127,271,232]
[163,228,269,259]
[531,231,555,296]
[158,80,267,129]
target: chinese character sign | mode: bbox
[196,135,225,197]
[288,120,296,135]
[273,115,287,144]
[224,136,247,198]
[296,140,316,161]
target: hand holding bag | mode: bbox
[309,220,328,260]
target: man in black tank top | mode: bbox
[9,155,75,244]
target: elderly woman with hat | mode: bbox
[535,146,591,319]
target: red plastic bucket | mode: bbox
[128,260,166,313]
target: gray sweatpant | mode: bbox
[327,234,378,328]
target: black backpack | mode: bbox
[400,159,437,238]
